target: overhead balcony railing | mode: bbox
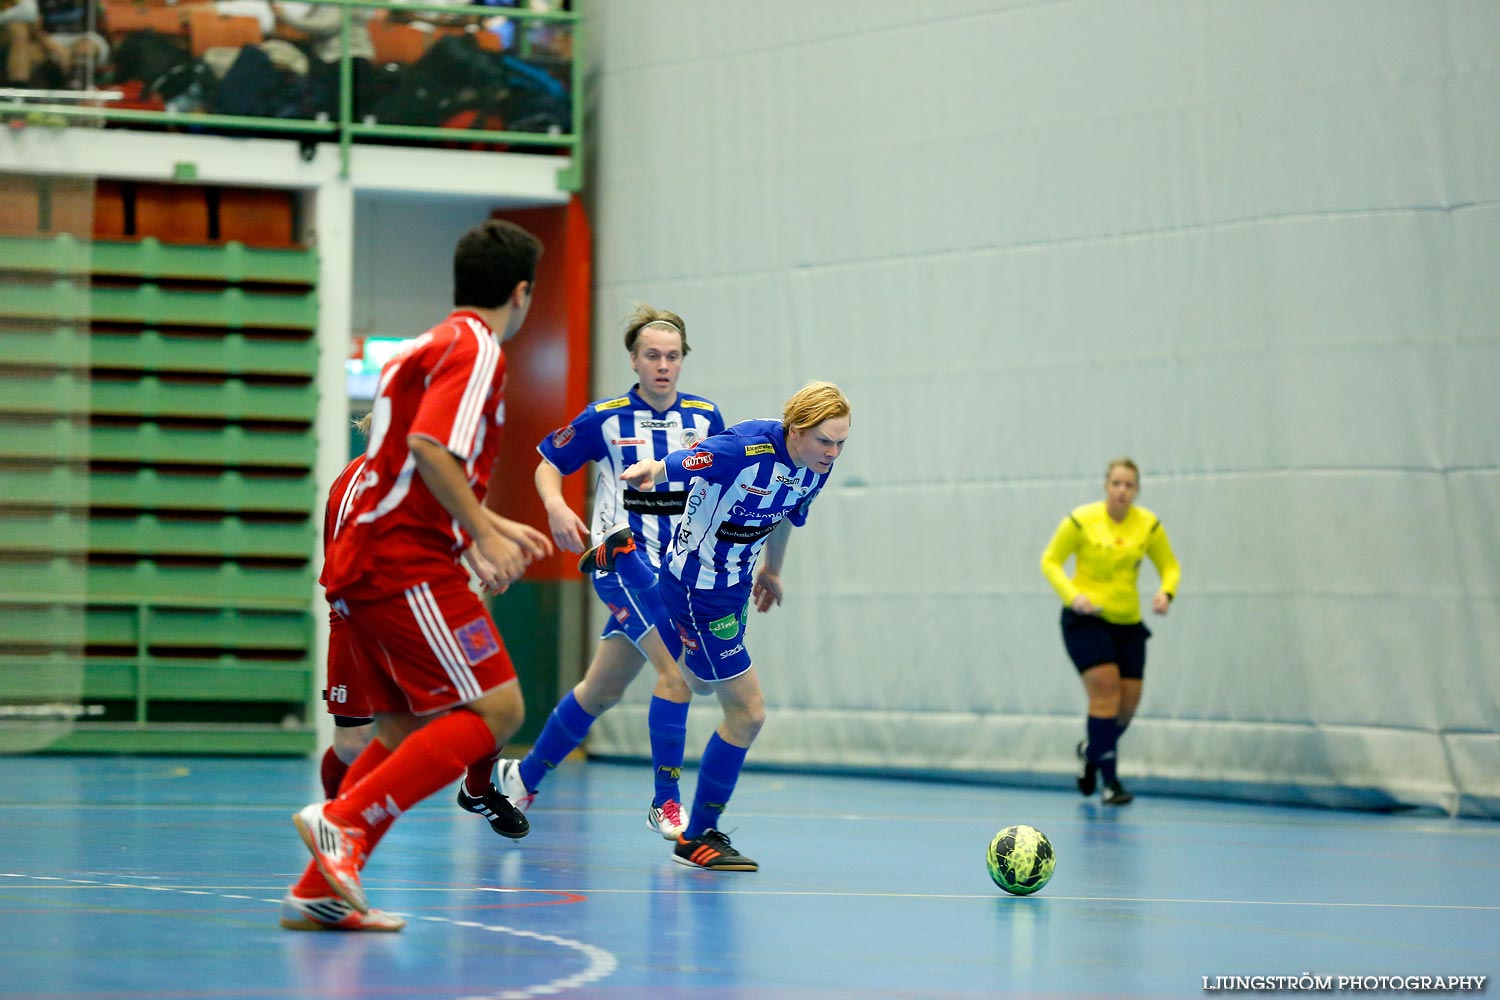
[0,0,582,189]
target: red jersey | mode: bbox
[324,455,367,553]
[322,310,506,601]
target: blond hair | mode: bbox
[1106,457,1139,482]
[354,412,374,435]
[782,380,850,433]
[623,303,689,356]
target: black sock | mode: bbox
[1086,715,1119,785]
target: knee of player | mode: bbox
[732,705,767,740]
[576,680,624,714]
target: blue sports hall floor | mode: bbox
[0,754,1495,999]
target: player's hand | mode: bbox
[752,570,783,613]
[462,545,502,596]
[469,531,529,593]
[1151,591,1171,615]
[621,459,664,490]
[543,502,589,554]
[483,510,554,562]
[1070,594,1100,615]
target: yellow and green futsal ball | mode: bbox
[986,824,1056,895]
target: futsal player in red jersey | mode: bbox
[314,446,375,801]
[280,219,553,932]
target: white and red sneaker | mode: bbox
[279,892,404,932]
[647,798,686,840]
[292,802,368,913]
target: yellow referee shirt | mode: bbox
[1040,501,1181,625]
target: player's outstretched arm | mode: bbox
[534,459,588,553]
[621,458,666,490]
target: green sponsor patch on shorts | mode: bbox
[708,611,741,640]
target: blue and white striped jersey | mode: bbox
[661,419,830,590]
[537,386,725,568]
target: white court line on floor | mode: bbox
[4,874,1498,911]
[0,873,619,1000]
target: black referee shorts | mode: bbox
[1060,607,1150,679]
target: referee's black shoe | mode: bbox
[1075,739,1097,797]
[578,522,636,574]
[672,829,759,871]
[457,783,531,839]
[1101,780,1134,807]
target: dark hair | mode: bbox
[623,303,689,356]
[452,219,543,308]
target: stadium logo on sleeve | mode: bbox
[454,618,502,665]
[551,426,576,447]
[744,443,775,456]
[682,451,713,471]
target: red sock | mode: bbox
[294,739,394,898]
[326,709,496,841]
[464,750,501,796]
[338,737,393,796]
[319,746,348,801]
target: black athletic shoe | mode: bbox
[1075,739,1097,797]
[457,783,530,839]
[1101,780,1134,807]
[578,522,636,574]
[672,829,759,872]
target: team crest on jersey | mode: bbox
[595,397,631,411]
[681,430,700,447]
[454,617,501,665]
[682,451,713,471]
[551,425,575,447]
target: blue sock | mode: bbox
[520,690,595,792]
[616,547,658,591]
[1087,715,1119,786]
[685,732,748,840]
[647,695,689,806]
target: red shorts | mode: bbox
[333,575,516,717]
[324,611,377,722]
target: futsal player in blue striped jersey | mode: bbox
[595,380,852,870]
[491,305,725,840]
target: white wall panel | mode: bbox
[581,0,1500,814]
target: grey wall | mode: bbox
[579,0,1500,815]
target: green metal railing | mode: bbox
[0,0,583,190]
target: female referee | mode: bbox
[1040,458,1180,806]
